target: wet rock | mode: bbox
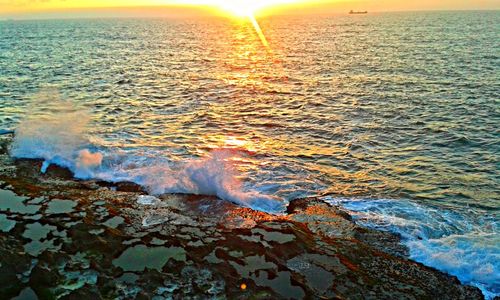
[0,264,24,298]
[78,181,101,190]
[60,286,103,300]
[116,181,145,193]
[0,136,484,299]
[29,264,60,289]
[0,135,12,155]
[44,164,74,180]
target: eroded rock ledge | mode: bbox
[0,137,483,299]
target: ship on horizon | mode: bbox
[349,10,368,14]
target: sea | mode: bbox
[0,11,498,298]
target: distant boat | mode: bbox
[349,10,368,14]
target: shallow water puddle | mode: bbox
[230,255,276,278]
[103,216,124,229]
[229,254,305,298]
[0,214,15,232]
[113,245,186,272]
[251,228,295,244]
[22,222,62,256]
[252,271,305,299]
[0,189,40,214]
[287,255,334,293]
[22,222,56,241]
[46,199,76,214]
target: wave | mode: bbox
[323,197,499,299]
[92,148,285,213]
[10,90,285,213]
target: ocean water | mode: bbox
[0,11,499,297]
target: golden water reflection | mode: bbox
[197,17,375,195]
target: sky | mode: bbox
[1,0,499,19]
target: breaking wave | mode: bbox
[324,197,499,299]
[10,91,284,213]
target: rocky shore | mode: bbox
[0,136,483,299]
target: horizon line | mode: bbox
[1,6,499,21]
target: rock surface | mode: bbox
[0,136,483,299]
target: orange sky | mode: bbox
[1,0,499,18]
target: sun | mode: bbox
[208,0,272,46]
[210,0,299,18]
[216,0,257,17]
[181,0,300,47]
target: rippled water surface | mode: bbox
[0,11,499,297]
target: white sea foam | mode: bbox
[97,149,285,213]
[324,197,499,299]
[10,90,283,213]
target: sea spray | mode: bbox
[11,89,103,178]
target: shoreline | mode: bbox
[0,135,484,299]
